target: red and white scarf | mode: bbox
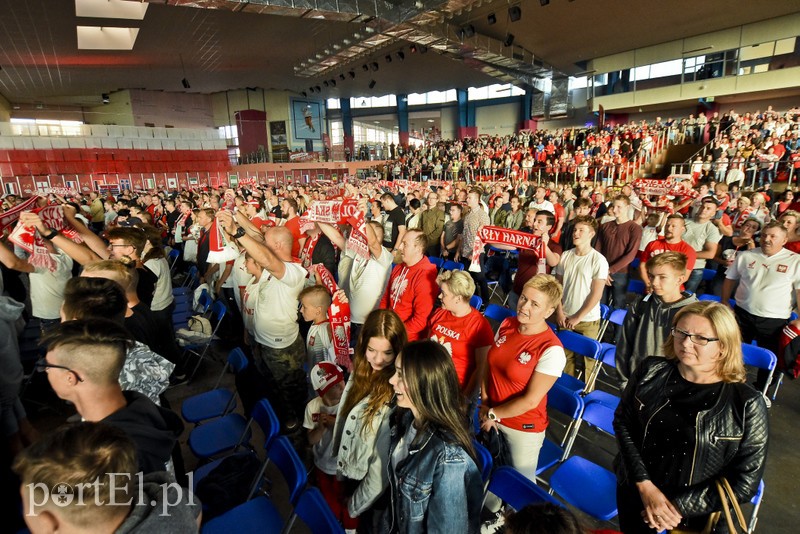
[9,205,83,271]
[302,199,369,259]
[206,218,240,263]
[469,225,542,273]
[0,196,39,231]
[300,232,321,271]
[315,264,353,371]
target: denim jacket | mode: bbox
[381,410,483,534]
[332,377,395,517]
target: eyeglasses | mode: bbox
[671,327,719,346]
[108,243,133,249]
[35,357,84,382]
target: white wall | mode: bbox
[476,101,521,135]
[130,90,214,128]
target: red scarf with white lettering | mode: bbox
[315,265,353,371]
[9,205,83,271]
[303,199,369,259]
[0,196,39,231]
[470,226,542,273]
[300,232,321,271]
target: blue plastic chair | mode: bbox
[428,256,444,269]
[441,259,464,271]
[191,398,282,491]
[183,300,228,380]
[196,288,213,315]
[181,348,249,425]
[748,479,765,533]
[741,343,776,398]
[627,278,646,296]
[702,268,717,282]
[473,440,493,484]
[599,303,611,322]
[201,436,308,534]
[483,466,564,512]
[597,307,627,340]
[284,487,345,534]
[536,385,584,476]
[484,303,515,325]
[188,408,251,460]
[697,293,737,307]
[548,399,618,521]
[182,265,199,288]
[168,247,181,273]
[556,330,603,386]
[470,294,483,310]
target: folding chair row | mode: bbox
[180,299,228,380]
[181,347,249,425]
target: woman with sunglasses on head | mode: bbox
[614,301,768,533]
[382,340,483,533]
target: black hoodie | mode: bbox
[102,391,184,474]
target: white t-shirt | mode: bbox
[726,248,800,319]
[555,248,609,322]
[339,245,393,324]
[144,257,173,312]
[307,321,335,366]
[683,220,721,270]
[303,397,340,475]
[231,254,253,313]
[253,262,307,348]
[529,200,555,213]
[31,251,73,320]
[241,279,258,335]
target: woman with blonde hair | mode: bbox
[427,270,494,398]
[383,340,483,533]
[614,301,768,533]
[333,308,408,532]
[479,274,567,531]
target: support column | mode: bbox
[456,88,477,139]
[397,94,409,147]
[521,87,537,131]
[340,98,354,158]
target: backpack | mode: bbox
[194,453,262,521]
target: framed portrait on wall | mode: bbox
[290,99,322,140]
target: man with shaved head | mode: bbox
[217,211,307,432]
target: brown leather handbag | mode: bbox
[669,477,748,534]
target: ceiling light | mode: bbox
[332,44,341,50]
[181,78,190,89]
[342,39,351,45]
[353,32,362,39]
[369,80,376,89]
[371,62,379,71]
[76,26,139,50]
[365,27,375,34]
[410,44,417,53]
[419,45,428,54]
[374,121,380,124]
[503,33,515,47]
[324,81,329,87]
[75,0,148,20]
[349,70,356,79]
[362,64,369,72]
[315,85,321,92]
[301,91,307,97]
[397,51,405,61]
[509,6,522,21]
[323,49,331,54]
[330,79,336,87]
[385,54,392,63]
[339,74,346,81]
[315,53,324,59]
[101,93,110,104]
[427,119,435,123]
[488,13,496,24]
[539,0,549,5]
[460,25,475,39]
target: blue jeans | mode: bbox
[684,268,705,294]
[602,272,629,309]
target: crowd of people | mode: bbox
[0,106,797,533]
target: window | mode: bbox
[218,125,239,159]
[568,76,588,90]
[326,98,341,110]
[10,118,84,136]
[406,90,458,105]
[330,120,344,144]
[348,95,397,109]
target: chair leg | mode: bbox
[771,374,783,401]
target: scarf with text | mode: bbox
[206,218,240,264]
[302,199,369,259]
[300,232,321,271]
[315,264,353,371]
[470,225,543,273]
[9,205,83,271]
[0,196,39,231]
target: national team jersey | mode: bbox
[428,307,494,387]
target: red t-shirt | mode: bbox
[641,238,697,272]
[379,259,438,341]
[487,318,564,433]
[284,217,302,258]
[428,307,494,387]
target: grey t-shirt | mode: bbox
[116,472,200,533]
[683,219,721,270]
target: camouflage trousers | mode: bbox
[254,335,307,427]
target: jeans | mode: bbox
[602,271,629,310]
[684,268,705,294]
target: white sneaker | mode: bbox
[481,511,505,534]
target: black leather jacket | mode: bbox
[613,357,768,518]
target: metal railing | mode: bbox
[669,160,798,189]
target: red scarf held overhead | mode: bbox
[470,226,542,273]
[300,233,321,271]
[0,196,39,231]
[9,205,83,271]
[315,264,353,371]
[303,199,369,259]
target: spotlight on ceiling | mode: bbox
[101,93,110,104]
[509,6,522,21]
[488,12,497,24]
[370,62,379,71]
[309,86,315,93]
[330,79,336,87]
[315,85,321,92]
[369,80,376,89]
[459,25,475,39]
[419,45,428,54]
[181,78,190,89]
[362,64,369,72]
[323,81,329,87]
[349,70,356,79]
[503,33,515,47]
[385,54,392,63]
[539,0,549,5]
[301,91,307,97]
[397,50,405,61]
[410,44,417,53]
[339,73,346,81]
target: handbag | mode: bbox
[476,426,511,473]
[669,477,748,534]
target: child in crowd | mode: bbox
[637,212,662,258]
[303,363,354,531]
[299,285,334,367]
[615,251,698,388]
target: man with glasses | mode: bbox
[722,220,800,393]
[39,319,183,474]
